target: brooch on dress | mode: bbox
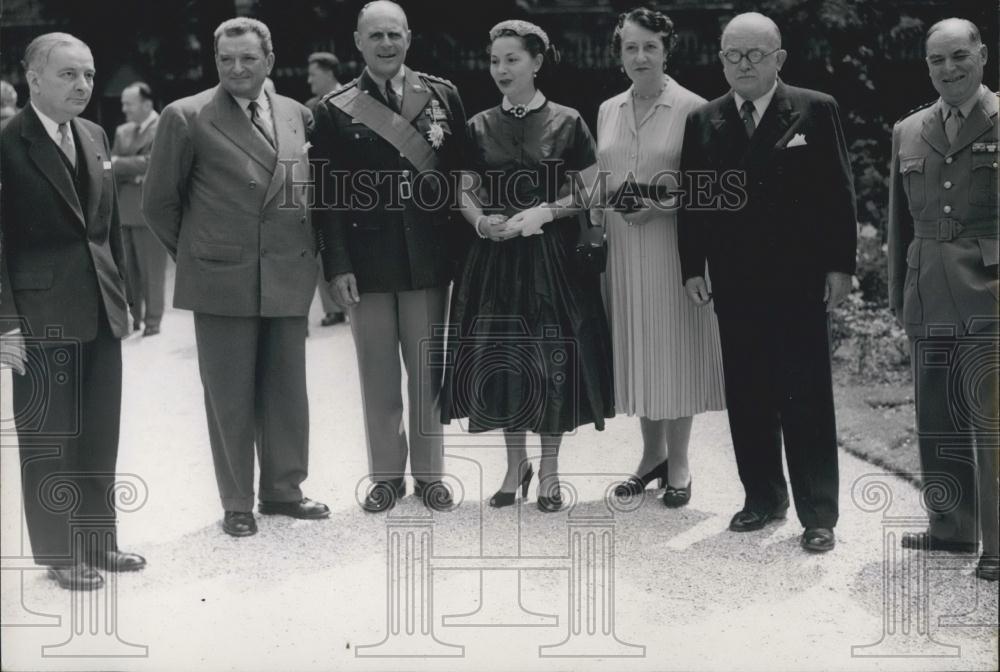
[509,104,528,119]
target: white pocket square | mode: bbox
[786,133,807,148]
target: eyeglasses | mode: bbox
[720,47,781,65]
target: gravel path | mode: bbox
[2,281,996,671]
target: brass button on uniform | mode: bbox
[943,181,952,189]
[945,157,953,164]
[249,180,257,189]
[943,205,952,214]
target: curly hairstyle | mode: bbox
[611,7,678,70]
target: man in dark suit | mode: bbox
[310,0,469,512]
[0,33,145,590]
[304,52,346,328]
[678,12,857,552]
[112,81,165,337]
[143,18,328,537]
[888,18,998,582]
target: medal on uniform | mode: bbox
[427,122,445,149]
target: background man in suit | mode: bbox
[0,32,145,590]
[143,17,328,537]
[888,18,998,582]
[310,0,469,512]
[304,52,345,328]
[678,12,857,552]
[112,81,165,337]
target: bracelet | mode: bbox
[474,215,488,239]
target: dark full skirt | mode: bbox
[441,218,614,434]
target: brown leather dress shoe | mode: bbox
[47,563,104,591]
[801,527,836,553]
[223,511,258,537]
[901,531,977,553]
[258,497,330,519]
[89,550,147,572]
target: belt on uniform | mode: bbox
[913,218,998,241]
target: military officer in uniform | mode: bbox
[310,0,470,512]
[888,17,999,581]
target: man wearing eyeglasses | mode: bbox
[887,18,998,582]
[678,12,857,553]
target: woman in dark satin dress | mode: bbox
[441,20,613,512]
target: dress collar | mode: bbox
[502,90,546,119]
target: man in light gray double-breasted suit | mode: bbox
[143,17,328,537]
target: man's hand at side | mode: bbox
[332,272,360,308]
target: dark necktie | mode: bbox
[247,100,275,149]
[384,81,400,114]
[740,100,756,138]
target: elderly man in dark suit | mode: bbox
[888,18,998,582]
[0,32,145,590]
[310,0,469,512]
[112,81,165,337]
[143,17,328,537]
[678,12,857,552]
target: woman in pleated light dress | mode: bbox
[595,8,726,507]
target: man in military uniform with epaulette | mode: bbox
[888,17,999,581]
[310,0,470,512]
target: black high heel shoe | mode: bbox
[614,459,669,497]
[489,464,534,508]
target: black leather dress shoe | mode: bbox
[363,478,406,513]
[662,478,692,508]
[47,563,104,591]
[901,531,977,553]
[801,527,836,552]
[321,313,346,326]
[414,480,455,512]
[729,505,788,532]
[223,511,258,537]
[89,550,147,572]
[259,497,330,519]
[142,325,160,337]
[976,555,999,581]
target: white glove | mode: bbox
[508,205,554,237]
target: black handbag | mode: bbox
[573,210,608,275]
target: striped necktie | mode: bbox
[248,101,275,149]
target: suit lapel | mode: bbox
[209,86,276,173]
[263,92,302,205]
[22,106,85,227]
[746,83,799,166]
[711,92,750,161]
[400,67,430,123]
[947,88,997,155]
[74,119,106,228]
